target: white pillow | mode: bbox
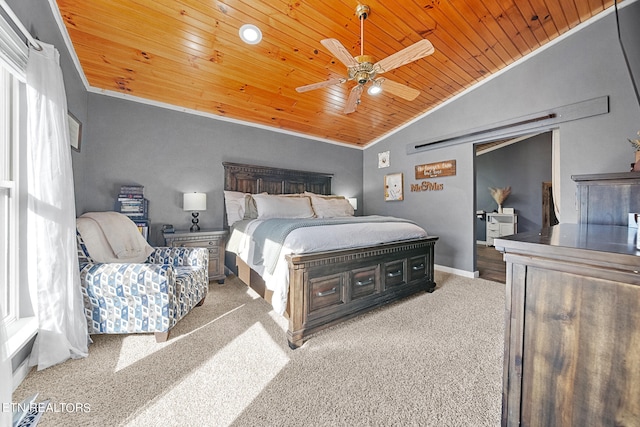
[304,191,343,199]
[252,194,315,219]
[223,191,246,226]
[309,195,354,218]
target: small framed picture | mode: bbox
[378,151,390,168]
[384,172,404,201]
[68,111,82,152]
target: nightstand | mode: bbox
[486,212,517,246]
[163,229,228,283]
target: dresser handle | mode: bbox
[412,263,425,271]
[208,241,215,246]
[356,278,374,286]
[387,270,402,278]
[317,287,337,297]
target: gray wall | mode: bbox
[82,94,363,245]
[363,2,640,274]
[475,133,552,241]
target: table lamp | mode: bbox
[183,192,206,232]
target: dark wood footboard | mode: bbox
[226,236,438,348]
[285,236,438,348]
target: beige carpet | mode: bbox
[13,271,505,426]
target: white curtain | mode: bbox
[0,306,11,427]
[26,42,88,370]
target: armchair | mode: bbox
[76,212,209,342]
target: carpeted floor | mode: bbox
[13,271,505,426]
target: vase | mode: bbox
[634,151,640,172]
[498,204,503,213]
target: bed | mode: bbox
[223,162,439,348]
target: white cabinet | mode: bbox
[486,213,517,246]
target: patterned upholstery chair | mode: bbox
[76,216,209,342]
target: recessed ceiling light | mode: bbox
[239,24,262,44]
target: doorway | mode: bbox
[474,131,554,281]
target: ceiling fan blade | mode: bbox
[375,39,435,73]
[380,79,420,101]
[296,78,345,93]
[344,85,364,114]
[321,38,359,68]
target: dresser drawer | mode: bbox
[408,255,427,282]
[384,260,405,288]
[204,239,221,248]
[207,246,219,259]
[177,241,205,248]
[487,223,500,232]
[309,273,344,313]
[350,266,379,300]
[487,229,500,238]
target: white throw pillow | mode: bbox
[224,191,247,226]
[309,195,354,218]
[252,194,315,219]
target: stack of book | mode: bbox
[116,185,149,240]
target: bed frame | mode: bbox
[223,162,438,348]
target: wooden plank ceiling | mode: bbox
[55,0,616,147]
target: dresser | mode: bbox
[495,224,640,426]
[485,212,517,246]
[163,229,228,283]
[572,172,640,225]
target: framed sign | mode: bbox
[415,160,456,179]
[68,111,82,152]
[378,151,390,168]
[384,173,404,201]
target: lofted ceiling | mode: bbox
[54,0,617,148]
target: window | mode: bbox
[0,66,18,326]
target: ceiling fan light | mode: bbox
[239,24,262,44]
[368,82,382,95]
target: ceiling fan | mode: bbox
[295,4,435,114]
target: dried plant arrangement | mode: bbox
[629,131,640,151]
[489,186,511,212]
[630,131,640,172]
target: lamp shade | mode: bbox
[183,192,207,211]
[347,197,358,210]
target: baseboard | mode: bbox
[12,358,33,392]
[435,264,479,279]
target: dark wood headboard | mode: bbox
[222,162,333,228]
[223,162,332,195]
